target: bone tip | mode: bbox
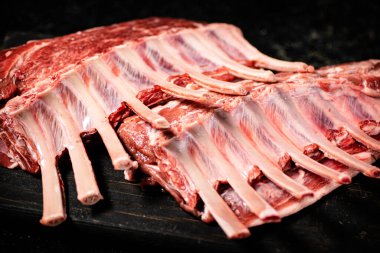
[338,174,352,184]
[152,117,170,129]
[40,214,67,227]
[132,160,139,168]
[228,228,251,240]
[306,65,315,73]
[266,71,276,82]
[124,168,137,181]
[296,62,314,73]
[259,209,280,222]
[296,191,314,199]
[368,169,380,178]
[115,158,139,171]
[78,191,103,205]
[120,161,138,181]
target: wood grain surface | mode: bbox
[0,134,379,252]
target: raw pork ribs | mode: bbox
[0,17,379,238]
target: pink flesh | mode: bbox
[204,113,262,182]
[211,110,314,199]
[233,100,351,184]
[0,17,378,237]
[114,46,211,103]
[168,30,276,82]
[240,159,363,227]
[188,125,280,221]
[143,38,247,95]
[41,88,102,205]
[117,75,379,238]
[86,59,170,129]
[2,21,281,224]
[288,85,380,152]
[61,74,138,174]
[164,137,250,239]
[257,85,380,178]
[17,111,66,226]
[316,59,380,97]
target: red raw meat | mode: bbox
[0,17,378,238]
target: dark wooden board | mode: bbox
[1,117,380,253]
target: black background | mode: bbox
[1,0,380,66]
[0,0,379,252]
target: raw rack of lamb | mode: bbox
[0,17,379,239]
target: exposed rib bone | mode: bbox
[268,87,380,178]
[42,90,102,205]
[204,114,261,183]
[2,17,379,237]
[334,93,380,126]
[177,31,276,82]
[18,111,66,226]
[191,72,248,95]
[164,137,250,239]
[188,125,280,221]
[242,100,351,184]
[148,39,247,95]
[215,110,314,199]
[62,73,138,176]
[307,92,380,151]
[205,25,314,72]
[115,47,211,104]
[88,59,170,129]
[317,139,380,177]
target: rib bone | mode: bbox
[147,39,248,95]
[215,110,314,199]
[18,111,66,226]
[62,73,138,175]
[188,125,280,221]
[42,89,102,205]
[88,59,170,129]
[241,99,352,184]
[164,137,250,239]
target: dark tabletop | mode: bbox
[0,1,379,252]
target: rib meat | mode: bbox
[0,17,378,238]
[119,78,380,238]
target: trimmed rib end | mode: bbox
[265,71,276,82]
[295,190,314,200]
[296,63,315,73]
[259,209,281,223]
[338,174,352,184]
[40,214,67,227]
[78,191,103,205]
[124,167,138,181]
[228,228,251,240]
[366,169,380,178]
[306,65,315,73]
[114,157,139,171]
